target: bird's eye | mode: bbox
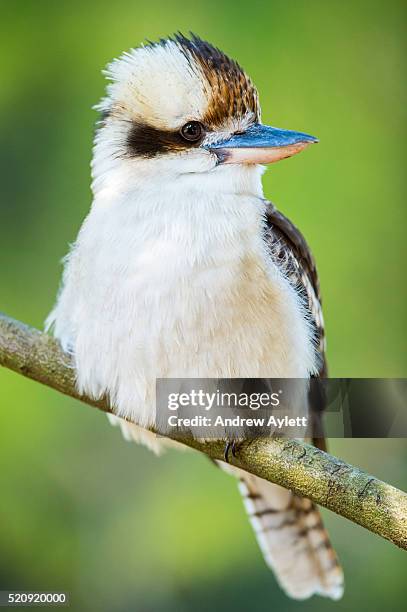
[180,121,204,142]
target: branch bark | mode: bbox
[0,311,406,550]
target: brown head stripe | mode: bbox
[124,34,260,157]
[173,33,260,127]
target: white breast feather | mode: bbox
[47,157,317,435]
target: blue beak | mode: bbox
[205,123,318,165]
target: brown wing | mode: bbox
[264,200,327,450]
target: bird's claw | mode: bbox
[224,439,239,463]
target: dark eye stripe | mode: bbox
[126,121,204,157]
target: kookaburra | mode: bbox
[47,34,344,600]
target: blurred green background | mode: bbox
[1,0,406,610]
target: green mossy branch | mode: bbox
[0,311,406,550]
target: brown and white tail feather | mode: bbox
[238,472,343,600]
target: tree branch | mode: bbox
[0,311,406,550]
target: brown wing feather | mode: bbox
[216,202,343,598]
[264,200,327,449]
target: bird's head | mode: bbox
[94,34,317,191]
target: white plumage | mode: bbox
[47,35,343,599]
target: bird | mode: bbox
[47,33,344,600]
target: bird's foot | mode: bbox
[224,439,240,463]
